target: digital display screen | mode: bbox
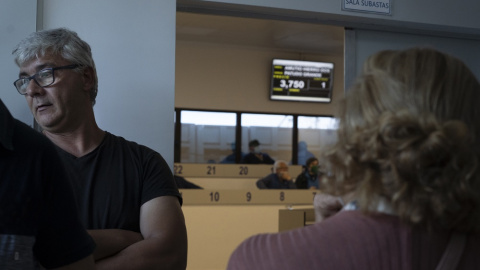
[270,59,334,103]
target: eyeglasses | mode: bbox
[13,64,79,95]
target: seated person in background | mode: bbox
[0,98,95,269]
[297,141,315,166]
[295,157,320,189]
[221,142,245,164]
[242,139,275,164]
[174,175,203,189]
[256,160,296,189]
[227,48,480,269]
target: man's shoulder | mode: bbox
[103,132,168,166]
[261,173,276,180]
[298,170,308,177]
[243,153,255,158]
[104,131,135,145]
[296,172,307,181]
[261,153,275,163]
[262,153,273,158]
[241,153,257,163]
[104,132,156,153]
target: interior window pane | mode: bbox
[297,116,338,166]
[241,113,293,163]
[180,111,236,163]
[242,114,293,128]
[181,111,236,126]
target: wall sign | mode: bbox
[270,59,334,103]
[342,0,391,15]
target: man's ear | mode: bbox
[82,66,95,92]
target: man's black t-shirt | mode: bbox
[56,132,181,231]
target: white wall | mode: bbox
[179,0,480,37]
[0,0,37,126]
[179,0,480,92]
[39,0,176,166]
[175,41,344,115]
[353,30,480,80]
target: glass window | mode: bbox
[297,116,338,166]
[175,109,337,165]
[180,111,236,163]
[241,113,293,163]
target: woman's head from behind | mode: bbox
[324,48,480,232]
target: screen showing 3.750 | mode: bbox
[270,59,334,103]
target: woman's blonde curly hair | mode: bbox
[322,48,480,232]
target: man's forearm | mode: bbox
[95,236,187,270]
[88,229,143,261]
[96,196,188,270]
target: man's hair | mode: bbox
[323,47,480,232]
[305,157,318,168]
[249,139,260,147]
[12,28,98,105]
[273,160,287,173]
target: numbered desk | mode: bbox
[181,189,316,270]
[174,163,303,189]
[181,189,318,205]
[174,163,303,178]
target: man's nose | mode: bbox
[24,79,44,97]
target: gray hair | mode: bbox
[12,28,98,105]
[273,160,288,173]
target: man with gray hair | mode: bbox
[256,160,296,189]
[12,28,187,269]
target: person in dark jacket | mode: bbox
[256,160,296,189]
[242,139,275,164]
[295,157,320,189]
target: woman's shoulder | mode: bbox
[228,211,404,270]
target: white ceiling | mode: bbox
[176,12,345,56]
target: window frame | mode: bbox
[174,107,334,164]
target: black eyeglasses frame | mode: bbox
[13,64,80,95]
